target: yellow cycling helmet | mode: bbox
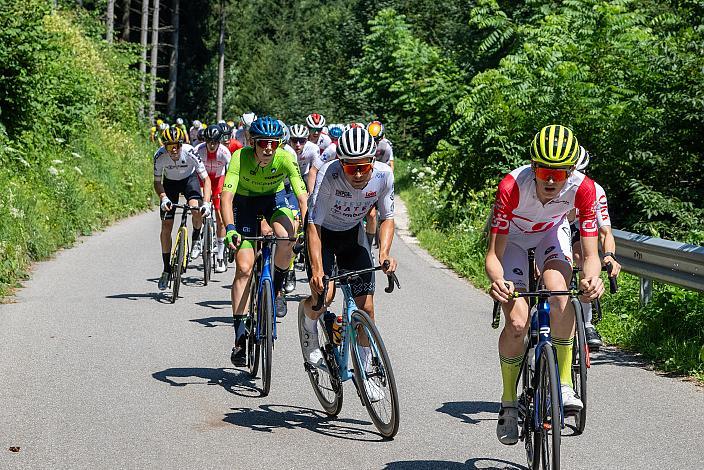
[156,119,164,126]
[200,122,207,129]
[530,124,580,167]
[367,120,385,140]
[161,126,186,144]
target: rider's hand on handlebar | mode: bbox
[160,196,172,212]
[379,255,397,274]
[579,276,604,302]
[260,219,274,236]
[604,256,621,278]
[225,224,240,250]
[490,279,514,303]
[309,270,325,295]
[199,201,211,217]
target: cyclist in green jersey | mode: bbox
[221,116,308,366]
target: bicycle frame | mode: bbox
[253,241,277,342]
[170,205,192,271]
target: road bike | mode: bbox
[167,204,194,304]
[300,262,401,438]
[201,212,217,285]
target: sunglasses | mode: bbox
[291,138,307,145]
[309,127,323,133]
[165,143,181,152]
[255,139,280,150]
[534,166,570,182]
[340,161,374,176]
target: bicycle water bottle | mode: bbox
[332,315,343,345]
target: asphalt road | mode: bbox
[1,204,702,469]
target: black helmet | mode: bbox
[204,124,222,142]
[218,122,233,141]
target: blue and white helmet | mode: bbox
[250,116,284,139]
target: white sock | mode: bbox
[217,238,225,260]
[582,301,593,327]
[359,346,371,371]
[304,315,317,333]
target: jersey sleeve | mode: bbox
[490,174,520,235]
[309,167,333,226]
[575,177,598,237]
[377,170,395,220]
[153,149,164,179]
[594,183,611,228]
[222,149,241,195]
[284,151,307,197]
[187,149,207,179]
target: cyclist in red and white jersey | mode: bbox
[289,124,320,191]
[306,113,331,151]
[569,147,621,349]
[194,125,232,273]
[307,125,343,190]
[219,122,243,155]
[485,124,604,445]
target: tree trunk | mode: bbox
[106,0,115,44]
[139,0,149,119]
[149,0,160,123]
[216,0,225,121]
[167,0,180,119]
[121,0,131,42]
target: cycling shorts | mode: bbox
[233,194,294,250]
[306,223,375,297]
[161,173,202,220]
[502,219,573,291]
[274,183,300,212]
[201,174,225,211]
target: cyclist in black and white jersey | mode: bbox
[153,127,212,290]
[299,128,396,400]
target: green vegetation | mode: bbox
[0,1,154,296]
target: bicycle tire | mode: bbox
[248,270,260,378]
[533,346,561,470]
[571,298,588,434]
[260,279,274,396]
[170,231,184,304]
[520,349,536,469]
[203,219,212,285]
[350,309,399,438]
[299,307,343,416]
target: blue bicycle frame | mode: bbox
[253,243,278,342]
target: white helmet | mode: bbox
[159,122,169,131]
[289,124,309,139]
[337,128,377,160]
[576,146,590,171]
[176,117,184,126]
[241,112,257,129]
[305,113,326,129]
[192,120,202,128]
[277,120,290,143]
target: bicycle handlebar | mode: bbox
[312,260,400,311]
[604,262,618,294]
[492,287,587,330]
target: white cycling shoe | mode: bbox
[298,303,323,366]
[364,378,384,403]
[190,240,202,259]
[214,258,227,273]
[561,384,584,412]
[496,402,519,445]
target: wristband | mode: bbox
[603,251,617,261]
[226,224,237,233]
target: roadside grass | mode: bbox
[395,159,704,381]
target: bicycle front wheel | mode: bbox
[170,232,184,303]
[350,309,399,438]
[571,298,588,434]
[260,279,274,397]
[533,345,561,470]
[203,220,212,285]
[247,272,260,378]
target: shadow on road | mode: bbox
[105,292,171,304]
[223,404,384,441]
[189,315,233,327]
[152,367,259,397]
[383,457,527,470]
[590,347,650,369]
[436,401,499,425]
[195,299,231,310]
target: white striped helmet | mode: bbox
[240,112,257,129]
[289,124,309,139]
[306,113,326,129]
[277,120,290,143]
[337,128,377,160]
[576,146,590,171]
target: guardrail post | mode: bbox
[640,277,653,306]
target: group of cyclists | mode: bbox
[151,115,619,444]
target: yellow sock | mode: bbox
[499,355,523,403]
[553,336,574,388]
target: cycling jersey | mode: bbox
[194,143,231,178]
[222,147,306,197]
[234,127,248,147]
[375,138,394,164]
[312,142,337,170]
[283,143,297,160]
[295,141,321,177]
[316,133,331,151]
[490,165,597,238]
[309,160,394,232]
[227,139,243,154]
[576,182,610,228]
[153,144,207,181]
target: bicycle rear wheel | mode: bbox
[247,271,260,378]
[203,219,212,285]
[299,307,343,416]
[533,345,561,470]
[170,232,184,303]
[260,279,274,397]
[350,309,399,438]
[571,298,588,434]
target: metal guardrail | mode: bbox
[612,229,704,304]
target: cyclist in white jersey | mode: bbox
[235,112,257,147]
[153,127,212,290]
[486,125,604,445]
[364,121,394,247]
[298,128,396,403]
[289,124,320,191]
[307,125,343,190]
[569,147,621,349]
[306,113,331,151]
[194,125,232,272]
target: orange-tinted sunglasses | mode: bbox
[534,166,570,182]
[341,161,374,176]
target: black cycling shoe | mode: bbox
[230,346,247,367]
[585,326,603,350]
